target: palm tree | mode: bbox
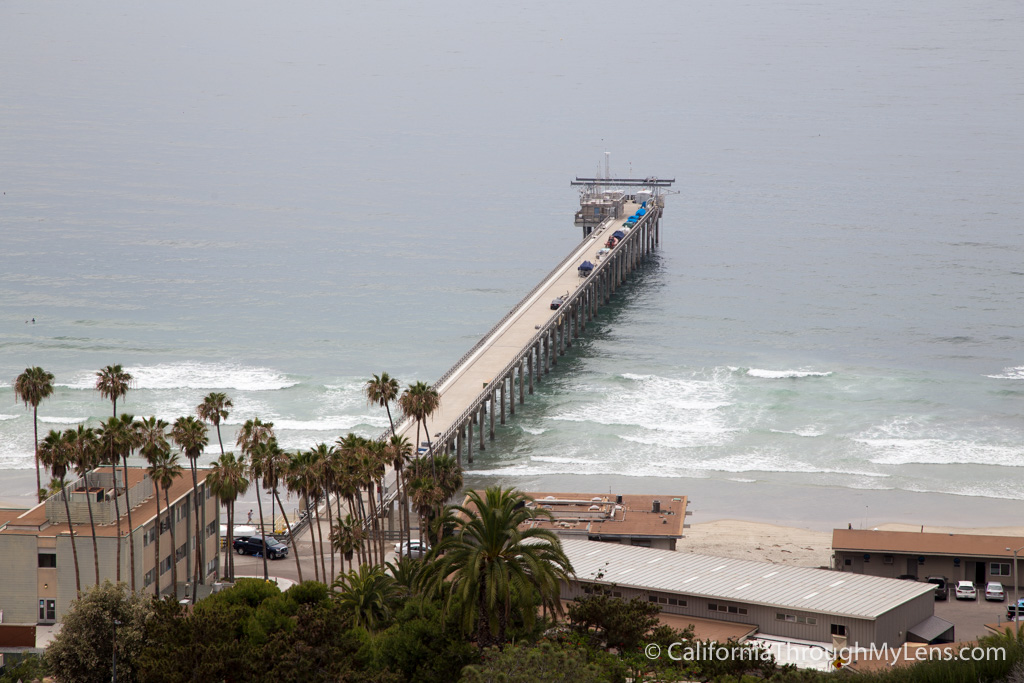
[288,448,324,583]
[365,373,401,436]
[405,452,464,546]
[95,364,133,417]
[67,425,101,587]
[197,392,232,456]
[308,442,338,579]
[237,417,274,581]
[135,416,169,592]
[388,435,414,558]
[96,414,137,583]
[39,429,81,594]
[146,446,183,599]
[424,486,573,648]
[330,513,367,576]
[14,366,55,502]
[399,381,441,479]
[260,438,303,582]
[331,564,401,632]
[206,452,249,583]
[170,415,209,603]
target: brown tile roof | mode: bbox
[832,529,1024,558]
[519,492,687,539]
[0,466,210,539]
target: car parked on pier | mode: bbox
[233,535,289,560]
[550,296,564,310]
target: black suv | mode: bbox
[232,535,289,560]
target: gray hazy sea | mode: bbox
[2,1,1022,529]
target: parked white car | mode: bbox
[394,539,430,559]
[985,581,1005,601]
[955,580,977,600]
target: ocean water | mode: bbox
[1,1,1022,527]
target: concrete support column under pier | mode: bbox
[478,404,486,450]
[490,389,496,439]
[528,350,534,394]
[518,361,525,405]
[500,378,506,424]
[467,420,473,464]
[456,424,463,467]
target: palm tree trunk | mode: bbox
[33,407,41,502]
[324,489,335,580]
[111,442,122,583]
[154,497,162,598]
[308,495,320,583]
[84,472,100,587]
[165,487,177,600]
[62,481,81,594]
[190,463,202,604]
[254,479,269,581]
[274,488,303,582]
[313,500,327,581]
[121,453,137,592]
[216,422,224,456]
[226,503,234,581]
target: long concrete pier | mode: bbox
[379,177,673,498]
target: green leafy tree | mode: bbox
[13,365,55,501]
[45,581,152,683]
[424,487,573,648]
[460,641,615,683]
[331,513,368,576]
[196,391,232,456]
[568,592,662,651]
[332,564,401,633]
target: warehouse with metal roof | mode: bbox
[561,539,946,647]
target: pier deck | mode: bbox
[384,194,664,476]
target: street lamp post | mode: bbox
[1007,546,1024,640]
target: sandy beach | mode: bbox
[683,520,1024,568]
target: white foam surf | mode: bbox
[986,366,1024,380]
[39,416,88,425]
[61,362,298,391]
[746,368,833,379]
[858,438,1022,467]
[0,414,19,421]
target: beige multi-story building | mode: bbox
[0,466,219,624]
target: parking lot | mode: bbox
[935,592,1019,641]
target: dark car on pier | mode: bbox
[233,535,289,560]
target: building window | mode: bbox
[160,556,172,575]
[207,557,218,576]
[207,520,217,537]
[776,613,816,625]
[992,563,1011,576]
[630,539,652,548]
[709,603,748,616]
[38,599,56,622]
[831,624,847,636]
[38,553,57,568]
[176,543,187,562]
[883,555,894,565]
[144,569,155,587]
[844,558,852,566]
[143,526,156,547]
